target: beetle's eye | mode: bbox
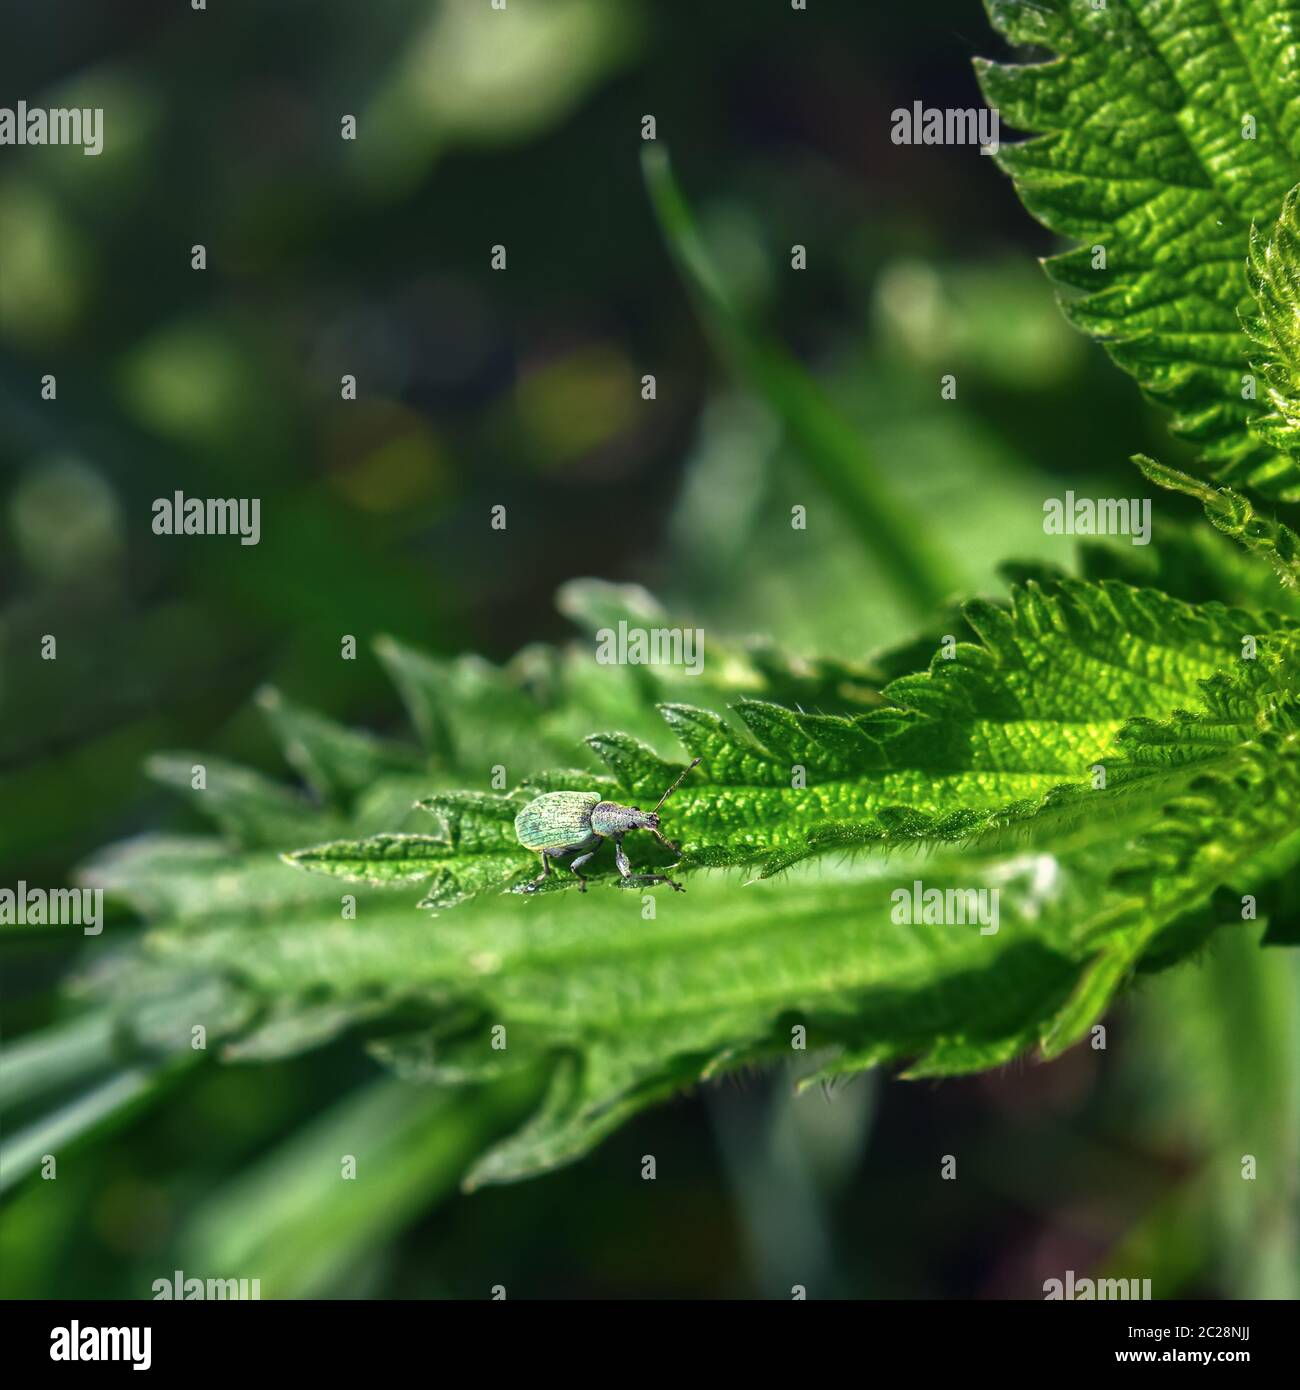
[633,806,640,812]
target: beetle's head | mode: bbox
[592,801,658,836]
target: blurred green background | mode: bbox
[2,0,1294,1298]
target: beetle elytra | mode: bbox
[513,758,701,894]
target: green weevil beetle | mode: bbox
[513,757,701,894]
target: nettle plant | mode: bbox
[15,0,1300,1194]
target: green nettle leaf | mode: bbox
[977,0,1300,498]
[289,580,1298,899]
[1245,183,1300,465]
[75,735,1300,1187]
[371,589,879,789]
[145,753,343,847]
[254,687,426,807]
[18,572,1289,1190]
[556,578,882,712]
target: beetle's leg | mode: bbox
[568,849,598,892]
[613,834,685,892]
[515,851,552,894]
[648,826,682,861]
[613,834,633,879]
[625,870,686,892]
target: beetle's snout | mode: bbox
[647,812,660,829]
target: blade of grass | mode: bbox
[0,1012,118,1112]
[642,145,959,616]
[0,1068,170,1194]
[178,1070,546,1297]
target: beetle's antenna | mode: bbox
[652,757,701,813]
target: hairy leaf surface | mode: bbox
[292,581,1298,899]
[977,0,1300,497]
